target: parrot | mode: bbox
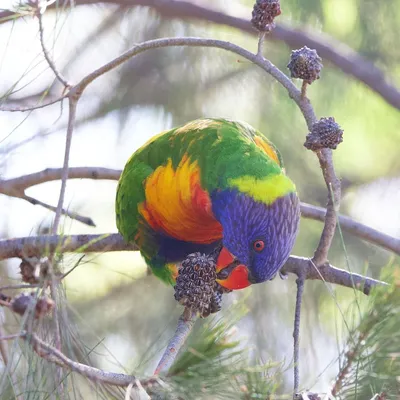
[115,118,300,291]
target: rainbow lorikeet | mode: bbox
[116,118,300,290]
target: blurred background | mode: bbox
[0,0,399,398]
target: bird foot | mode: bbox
[269,270,289,281]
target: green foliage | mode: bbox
[335,265,400,399]
[157,303,285,399]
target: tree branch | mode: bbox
[23,195,95,226]
[0,167,121,195]
[293,275,305,395]
[0,233,386,294]
[36,3,70,88]
[1,0,398,109]
[281,256,384,296]
[300,203,400,255]
[311,149,341,266]
[9,331,159,387]
[51,96,79,235]
[0,95,67,112]
[0,323,9,365]
[0,233,137,261]
[154,309,197,375]
[72,37,306,111]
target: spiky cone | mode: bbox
[19,257,50,284]
[10,292,54,319]
[304,117,344,151]
[174,253,218,318]
[287,46,323,84]
[251,0,281,32]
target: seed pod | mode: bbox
[287,46,323,84]
[19,257,51,284]
[304,117,344,151]
[10,292,54,319]
[174,253,217,318]
[251,0,281,32]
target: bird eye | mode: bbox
[253,240,265,252]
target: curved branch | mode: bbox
[281,256,384,296]
[0,95,66,112]
[23,194,95,226]
[0,233,137,261]
[154,309,197,375]
[1,0,398,109]
[73,37,308,117]
[37,5,70,88]
[51,96,79,234]
[0,233,386,294]
[293,274,305,395]
[312,149,341,266]
[12,331,159,387]
[300,203,400,255]
[0,167,121,195]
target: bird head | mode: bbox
[212,189,300,290]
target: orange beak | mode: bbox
[216,247,252,290]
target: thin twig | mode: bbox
[293,275,305,396]
[0,233,137,260]
[0,95,67,112]
[125,382,135,400]
[46,272,63,392]
[297,81,341,273]
[51,96,79,234]
[300,203,400,255]
[0,283,41,290]
[0,333,23,341]
[0,299,11,307]
[282,256,385,295]
[154,309,197,375]
[0,320,9,365]
[72,37,306,115]
[36,3,70,88]
[10,331,159,387]
[0,320,24,400]
[24,195,95,226]
[47,93,80,397]
[312,157,342,266]
[300,81,308,98]
[0,167,121,194]
[330,335,364,397]
[257,32,266,56]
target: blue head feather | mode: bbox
[211,189,300,283]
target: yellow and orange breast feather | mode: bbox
[139,156,223,244]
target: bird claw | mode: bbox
[269,270,288,281]
[279,270,288,280]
